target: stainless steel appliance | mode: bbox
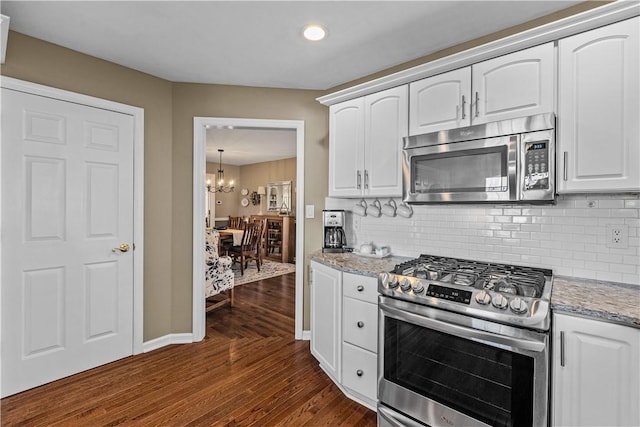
[403,113,555,204]
[322,209,347,253]
[378,255,553,427]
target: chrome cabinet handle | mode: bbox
[357,321,364,328]
[112,243,130,253]
[364,170,369,189]
[461,95,466,120]
[357,170,361,189]
[475,92,480,117]
[356,285,364,292]
[560,331,565,367]
[356,369,363,377]
[563,152,568,181]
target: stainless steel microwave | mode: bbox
[403,113,555,204]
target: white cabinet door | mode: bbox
[552,314,640,427]
[557,17,640,193]
[329,97,364,197]
[472,42,554,124]
[364,85,407,197]
[409,67,471,135]
[310,261,342,381]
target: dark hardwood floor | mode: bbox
[1,273,377,426]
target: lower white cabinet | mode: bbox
[310,262,379,411]
[310,261,342,382]
[552,313,640,427]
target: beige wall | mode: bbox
[171,83,327,332]
[206,162,241,220]
[205,157,297,220]
[2,31,328,338]
[1,31,175,341]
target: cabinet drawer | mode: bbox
[342,342,377,402]
[343,297,378,353]
[343,272,378,304]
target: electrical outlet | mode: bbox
[606,224,629,248]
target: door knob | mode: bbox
[112,243,130,253]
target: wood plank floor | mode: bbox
[1,273,377,426]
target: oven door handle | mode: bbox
[378,404,426,427]
[381,302,546,353]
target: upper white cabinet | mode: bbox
[310,261,342,382]
[409,67,471,134]
[329,85,408,198]
[557,17,640,193]
[409,42,554,135]
[552,313,640,427]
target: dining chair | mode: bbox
[228,216,244,229]
[228,221,262,275]
[252,217,268,269]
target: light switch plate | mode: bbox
[305,205,315,218]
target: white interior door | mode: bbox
[1,87,135,397]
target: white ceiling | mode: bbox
[1,0,582,164]
[206,127,296,165]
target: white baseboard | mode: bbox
[301,330,311,341]
[143,333,194,353]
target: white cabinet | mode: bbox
[329,85,408,198]
[557,17,640,193]
[341,272,379,408]
[409,42,554,135]
[409,67,471,135]
[552,313,640,427]
[310,261,342,382]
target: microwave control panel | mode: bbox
[524,141,549,190]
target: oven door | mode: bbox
[403,135,518,203]
[378,296,549,427]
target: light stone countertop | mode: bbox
[310,251,640,329]
[310,250,410,278]
[551,276,640,329]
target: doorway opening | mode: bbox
[192,117,304,341]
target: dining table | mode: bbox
[218,228,244,252]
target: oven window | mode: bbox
[384,317,534,427]
[411,146,507,193]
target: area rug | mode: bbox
[231,260,296,286]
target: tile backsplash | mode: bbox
[325,194,640,285]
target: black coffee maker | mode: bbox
[322,210,347,253]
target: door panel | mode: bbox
[1,88,135,397]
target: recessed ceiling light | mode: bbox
[303,24,326,41]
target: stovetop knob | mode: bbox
[412,282,424,294]
[387,275,399,289]
[475,290,491,305]
[400,279,412,292]
[492,294,509,310]
[510,297,528,314]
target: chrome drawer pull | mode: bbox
[356,285,364,292]
[357,321,364,328]
[356,369,363,377]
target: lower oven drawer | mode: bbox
[342,342,377,401]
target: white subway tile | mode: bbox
[599,199,625,208]
[596,271,623,282]
[622,274,640,285]
[625,199,640,208]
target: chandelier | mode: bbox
[207,149,234,193]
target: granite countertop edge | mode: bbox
[310,252,640,329]
[551,275,640,329]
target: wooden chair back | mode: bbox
[239,221,262,251]
[229,216,244,229]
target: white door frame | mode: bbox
[192,117,304,341]
[0,76,145,355]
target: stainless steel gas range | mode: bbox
[377,254,553,427]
